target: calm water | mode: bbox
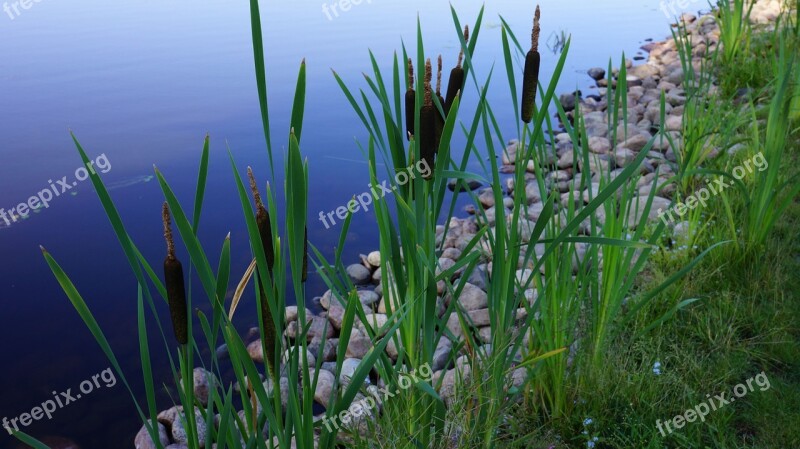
[0,1,698,447]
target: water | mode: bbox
[0,1,698,447]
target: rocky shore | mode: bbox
[131,2,789,448]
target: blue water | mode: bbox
[0,0,699,447]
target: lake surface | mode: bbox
[0,0,702,447]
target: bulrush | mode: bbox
[444,26,469,116]
[521,5,541,123]
[420,58,436,180]
[247,167,278,375]
[435,55,446,153]
[302,226,308,283]
[405,58,416,141]
[162,203,188,346]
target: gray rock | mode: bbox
[588,136,611,154]
[367,251,382,267]
[346,330,373,358]
[312,368,336,408]
[587,67,606,80]
[135,423,170,449]
[171,408,206,448]
[179,368,217,407]
[347,264,372,285]
[446,282,488,311]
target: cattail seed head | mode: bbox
[521,5,542,123]
[434,56,445,155]
[420,58,436,180]
[445,26,469,116]
[163,203,188,345]
[405,58,416,141]
[247,167,275,273]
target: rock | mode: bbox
[286,306,312,322]
[432,338,453,372]
[346,330,373,358]
[625,196,672,228]
[510,368,528,389]
[446,282,488,311]
[436,257,457,279]
[357,314,389,336]
[320,289,344,309]
[261,376,292,409]
[283,348,315,368]
[665,115,682,131]
[559,92,577,111]
[347,264,372,285]
[478,327,492,343]
[613,148,636,167]
[367,251,382,267]
[179,368,217,407]
[620,133,650,152]
[467,308,491,327]
[356,290,380,307]
[445,313,464,340]
[308,316,334,341]
[501,140,519,165]
[442,247,462,260]
[447,178,482,191]
[135,424,170,449]
[215,344,229,360]
[440,365,472,405]
[478,189,496,208]
[588,136,611,154]
[171,408,206,448]
[340,358,362,382]
[247,340,266,362]
[312,368,336,408]
[587,67,606,80]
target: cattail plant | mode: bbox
[521,5,541,123]
[444,25,469,115]
[405,58,416,141]
[301,226,308,282]
[434,55,445,153]
[162,202,188,346]
[247,167,278,375]
[420,58,436,179]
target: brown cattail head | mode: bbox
[457,25,469,68]
[420,58,436,180]
[532,5,541,52]
[406,58,416,141]
[434,57,445,155]
[522,5,542,123]
[436,55,443,96]
[301,226,308,283]
[445,26,469,116]
[163,203,188,345]
[248,167,275,273]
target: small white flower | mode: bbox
[653,361,662,375]
[583,418,593,426]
